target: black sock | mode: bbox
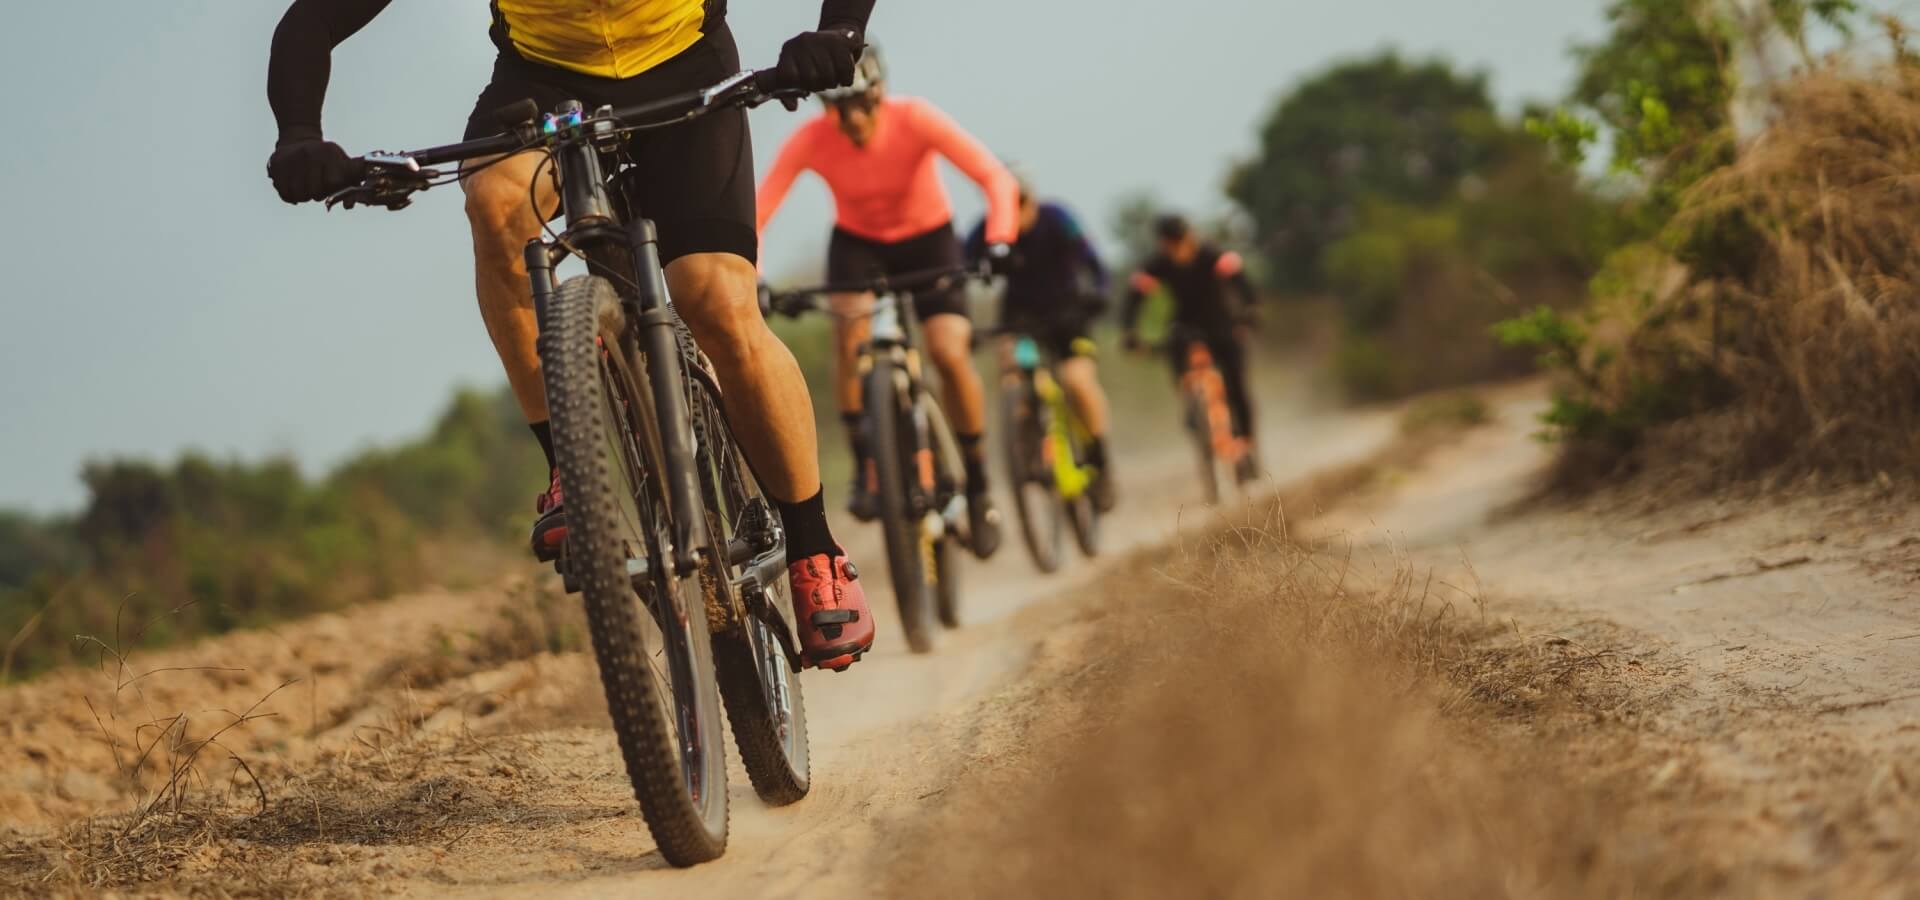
[777,487,839,563]
[842,412,869,479]
[530,421,556,471]
[958,432,988,494]
[1087,436,1108,469]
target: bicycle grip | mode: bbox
[493,98,541,129]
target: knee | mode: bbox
[927,334,973,375]
[671,256,764,366]
[464,173,541,260]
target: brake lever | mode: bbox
[323,157,438,212]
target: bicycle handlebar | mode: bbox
[326,68,804,211]
[764,265,985,318]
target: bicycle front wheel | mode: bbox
[866,357,937,653]
[1184,388,1224,506]
[1001,378,1064,574]
[1063,417,1101,558]
[541,274,729,865]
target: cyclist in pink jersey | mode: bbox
[757,45,1019,558]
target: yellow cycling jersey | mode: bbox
[490,0,707,79]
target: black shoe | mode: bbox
[1234,453,1261,485]
[1088,467,1117,513]
[847,465,878,523]
[967,491,1003,560]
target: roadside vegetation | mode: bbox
[1227,54,1614,402]
[1495,1,1915,490]
[0,389,544,680]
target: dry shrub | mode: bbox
[1676,57,1920,477]
[887,508,1695,899]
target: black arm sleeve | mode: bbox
[818,0,876,32]
[1225,270,1258,324]
[266,0,394,144]
[1122,258,1165,331]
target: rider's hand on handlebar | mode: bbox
[981,243,1016,277]
[775,28,864,92]
[267,136,367,204]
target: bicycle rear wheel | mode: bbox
[541,275,729,865]
[683,355,810,806]
[866,357,937,653]
[1185,389,1224,506]
[1001,378,1064,573]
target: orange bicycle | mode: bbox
[1175,339,1253,505]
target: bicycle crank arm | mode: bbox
[744,585,806,672]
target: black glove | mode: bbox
[775,28,864,92]
[982,243,1016,277]
[267,136,364,204]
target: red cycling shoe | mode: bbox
[530,470,567,562]
[787,552,874,672]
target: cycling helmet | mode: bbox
[820,43,886,102]
[1153,214,1192,242]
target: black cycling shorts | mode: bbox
[463,20,756,266]
[825,223,969,320]
[1003,319,1097,361]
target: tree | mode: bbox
[1227,53,1510,289]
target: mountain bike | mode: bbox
[324,69,813,867]
[1172,334,1254,505]
[768,269,978,649]
[995,331,1099,573]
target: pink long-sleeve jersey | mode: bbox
[756,96,1020,246]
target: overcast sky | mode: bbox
[0,0,1621,512]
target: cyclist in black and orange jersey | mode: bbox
[262,0,882,671]
[1121,214,1262,479]
[964,180,1118,512]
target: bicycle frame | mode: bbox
[861,293,964,528]
[521,105,709,576]
[1011,337,1093,501]
[1182,341,1245,465]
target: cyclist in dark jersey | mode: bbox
[965,181,1118,511]
[1122,214,1261,477]
[263,0,882,672]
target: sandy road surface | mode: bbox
[1310,386,1920,896]
[0,373,1399,896]
[10,377,1917,897]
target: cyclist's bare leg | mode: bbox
[462,152,560,423]
[465,157,823,503]
[668,254,822,502]
[921,313,986,436]
[1055,356,1110,437]
[829,292,876,415]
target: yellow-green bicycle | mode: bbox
[999,334,1100,573]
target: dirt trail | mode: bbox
[0,373,1399,896]
[1310,385,1920,895]
[8,377,1917,897]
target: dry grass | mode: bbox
[0,578,588,894]
[1657,48,1920,483]
[884,488,1703,899]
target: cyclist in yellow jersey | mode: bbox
[264,0,883,671]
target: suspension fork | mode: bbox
[526,240,559,321]
[621,219,711,574]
